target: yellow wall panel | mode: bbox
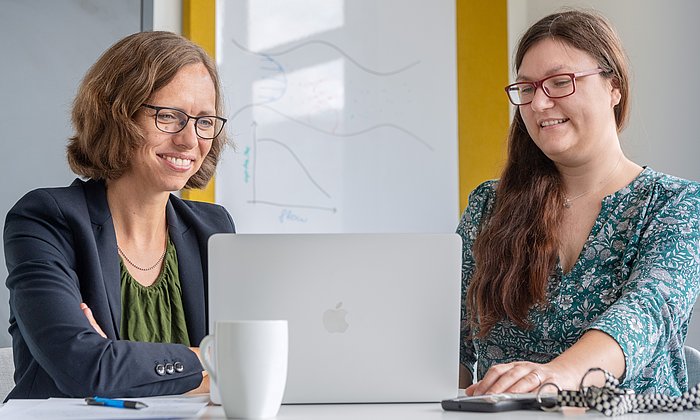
[456,0,509,212]
[181,0,216,202]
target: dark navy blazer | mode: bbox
[4,178,235,399]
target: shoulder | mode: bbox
[640,168,700,194]
[8,178,92,216]
[468,179,498,202]
[457,179,498,237]
[463,179,498,219]
[172,196,229,217]
[632,168,700,212]
[168,195,236,233]
[4,179,96,266]
[621,168,700,239]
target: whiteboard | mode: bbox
[215,0,458,233]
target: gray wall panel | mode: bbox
[0,0,142,347]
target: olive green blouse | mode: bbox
[120,237,190,346]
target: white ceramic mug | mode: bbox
[200,320,288,419]
[206,345,222,405]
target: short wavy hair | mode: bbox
[67,31,227,189]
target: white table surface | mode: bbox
[197,402,700,419]
[4,397,700,419]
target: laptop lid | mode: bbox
[207,233,461,403]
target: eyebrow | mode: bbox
[516,65,569,82]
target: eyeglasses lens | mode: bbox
[154,109,223,139]
[506,74,575,105]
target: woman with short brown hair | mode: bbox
[4,31,234,399]
[67,30,227,187]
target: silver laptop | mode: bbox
[207,233,461,403]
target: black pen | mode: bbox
[85,396,149,409]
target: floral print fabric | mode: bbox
[457,168,700,396]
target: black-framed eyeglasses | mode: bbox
[141,104,227,140]
[504,68,605,106]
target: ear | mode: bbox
[609,78,622,107]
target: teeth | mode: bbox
[541,118,567,127]
[164,156,192,166]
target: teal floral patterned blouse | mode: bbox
[457,168,700,396]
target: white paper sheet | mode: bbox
[0,395,209,419]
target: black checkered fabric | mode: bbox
[540,368,700,416]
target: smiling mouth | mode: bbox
[540,118,569,128]
[161,155,194,168]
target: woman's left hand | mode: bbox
[185,370,210,395]
[467,331,625,395]
[80,302,107,338]
[465,361,575,395]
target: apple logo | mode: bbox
[323,302,349,333]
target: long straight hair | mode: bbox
[468,10,630,336]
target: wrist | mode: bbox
[544,358,582,391]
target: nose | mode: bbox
[529,87,554,112]
[173,119,199,149]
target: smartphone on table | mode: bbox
[441,393,551,412]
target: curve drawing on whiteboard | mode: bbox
[231,53,288,113]
[228,34,430,215]
[231,37,420,77]
[248,121,337,213]
[257,137,332,199]
[231,104,434,151]
[254,54,287,103]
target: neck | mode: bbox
[557,147,626,199]
[106,178,169,243]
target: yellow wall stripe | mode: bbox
[181,0,216,203]
[456,0,509,212]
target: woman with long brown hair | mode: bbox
[458,10,700,396]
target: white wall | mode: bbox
[152,0,182,33]
[508,0,700,349]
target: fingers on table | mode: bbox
[473,363,545,395]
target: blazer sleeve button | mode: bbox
[155,363,166,376]
[165,363,175,375]
[174,361,184,373]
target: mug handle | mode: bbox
[199,334,217,384]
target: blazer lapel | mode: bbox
[166,199,207,344]
[81,182,207,343]
[83,179,122,338]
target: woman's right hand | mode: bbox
[80,302,107,338]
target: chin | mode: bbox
[534,138,574,159]
[161,178,190,193]
[158,167,201,192]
